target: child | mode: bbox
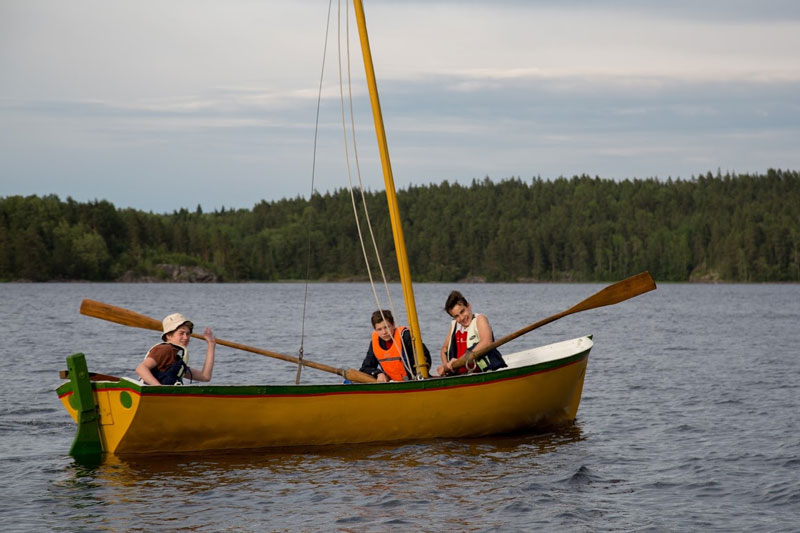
[359,310,431,381]
[438,291,506,376]
[136,312,216,385]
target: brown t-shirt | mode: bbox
[147,343,183,371]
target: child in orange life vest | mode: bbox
[359,310,431,382]
[136,312,217,385]
[437,291,506,376]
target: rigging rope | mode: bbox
[296,0,335,385]
[298,0,422,382]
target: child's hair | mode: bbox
[371,309,394,327]
[444,290,469,314]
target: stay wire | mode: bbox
[296,0,334,385]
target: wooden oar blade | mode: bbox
[448,271,657,373]
[80,299,163,332]
[566,271,656,314]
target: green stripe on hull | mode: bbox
[72,347,589,399]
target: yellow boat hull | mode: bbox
[58,336,591,454]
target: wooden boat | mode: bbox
[57,336,592,454]
[56,1,655,457]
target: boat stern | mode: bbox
[57,353,142,456]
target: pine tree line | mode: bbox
[1,169,798,282]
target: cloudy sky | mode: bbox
[2,0,799,213]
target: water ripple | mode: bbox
[2,283,799,531]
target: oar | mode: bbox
[449,271,657,372]
[79,299,377,383]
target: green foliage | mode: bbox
[1,169,799,282]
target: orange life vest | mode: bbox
[371,326,409,381]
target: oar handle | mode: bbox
[79,299,376,383]
[449,271,656,371]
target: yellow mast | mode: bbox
[352,0,429,378]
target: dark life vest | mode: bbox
[446,315,506,374]
[148,343,190,385]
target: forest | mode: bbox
[1,169,798,283]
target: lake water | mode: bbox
[0,281,797,531]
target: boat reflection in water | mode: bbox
[61,424,584,528]
[68,423,586,491]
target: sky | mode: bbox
[2,0,799,214]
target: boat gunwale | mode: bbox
[57,338,591,399]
